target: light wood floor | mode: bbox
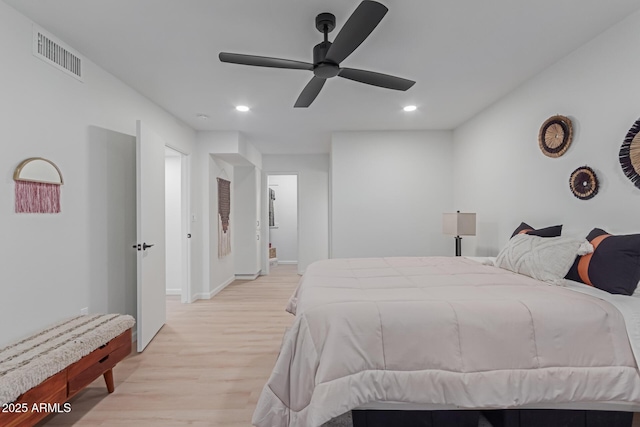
[40,264,301,427]
[38,264,640,426]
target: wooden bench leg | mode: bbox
[103,369,114,393]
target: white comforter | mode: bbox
[252,257,640,427]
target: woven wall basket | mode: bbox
[539,115,573,158]
[619,118,640,190]
[569,166,599,200]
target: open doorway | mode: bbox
[165,146,191,303]
[87,126,137,323]
[267,175,298,270]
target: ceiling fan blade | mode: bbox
[325,1,388,64]
[294,77,327,108]
[219,52,313,70]
[338,68,415,91]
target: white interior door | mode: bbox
[180,152,191,303]
[136,120,166,352]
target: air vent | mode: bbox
[32,26,83,82]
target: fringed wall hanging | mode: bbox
[619,117,640,190]
[569,166,599,200]
[539,115,573,158]
[13,158,64,213]
[217,177,231,258]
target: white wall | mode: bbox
[165,154,182,294]
[234,165,261,276]
[192,132,237,300]
[268,175,298,263]
[453,10,640,256]
[262,155,329,273]
[194,131,264,295]
[238,134,263,170]
[331,131,455,258]
[0,2,196,347]
[209,154,235,296]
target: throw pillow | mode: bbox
[565,228,640,295]
[511,222,562,238]
[496,234,593,283]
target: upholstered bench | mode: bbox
[0,314,135,427]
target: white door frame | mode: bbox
[261,171,269,275]
[166,144,192,304]
[264,172,300,274]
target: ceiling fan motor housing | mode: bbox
[313,41,340,78]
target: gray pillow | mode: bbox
[495,234,593,283]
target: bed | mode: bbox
[252,255,640,427]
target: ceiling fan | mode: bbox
[219,0,416,108]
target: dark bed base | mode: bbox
[482,409,633,427]
[351,410,480,427]
[351,409,633,427]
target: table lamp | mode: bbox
[442,211,476,256]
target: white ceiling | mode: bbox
[4,0,640,154]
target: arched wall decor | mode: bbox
[13,158,64,213]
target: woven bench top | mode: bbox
[0,313,135,405]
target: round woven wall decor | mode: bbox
[539,115,573,158]
[619,118,640,190]
[569,166,599,200]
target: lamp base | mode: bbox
[455,236,462,257]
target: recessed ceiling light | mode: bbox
[403,105,417,112]
[196,114,209,120]
[236,105,250,112]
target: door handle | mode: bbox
[143,243,154,250]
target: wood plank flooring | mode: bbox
[38,263,640,426]
[40,265,301,427]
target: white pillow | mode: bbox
[495,234,593,283]
[633,281,640,298]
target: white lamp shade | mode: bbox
[443,212,476,236]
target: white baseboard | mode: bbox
[165,289,181,296]
[278,261,298,265]
[192,276,235,301]
[235,270,261,281]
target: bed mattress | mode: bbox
[252,257,640,427]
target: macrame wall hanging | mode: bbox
[13,158,64,213]
[217,177,231,258]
